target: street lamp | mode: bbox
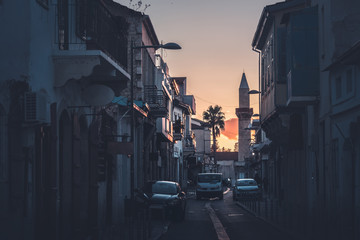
[128,41,181,240]
[130,41,181,200]
[248,90,261,94]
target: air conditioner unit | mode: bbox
[24,92,48,123]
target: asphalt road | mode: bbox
[160,190,297,240]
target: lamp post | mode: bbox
[130,41,181,199]
[128,41,181,239]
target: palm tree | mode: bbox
[203,105,225,154]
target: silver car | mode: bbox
[233,178,262,201]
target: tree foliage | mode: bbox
[203,105,225,153]
[234,142,238,152]
[126,0,151,12]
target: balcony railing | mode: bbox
[173,119,184,141]
[55,0,128,68]
[236,108,253,118]
[144,85,168,117]
[184,133,196,153]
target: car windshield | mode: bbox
[236,180,257,186]
[152,182,177,195]
[198,174,221,183]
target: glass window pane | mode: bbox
[346,69,352,94]
[335,76,342,99]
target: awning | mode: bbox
[112,96,148,117]
[251,139,272,152]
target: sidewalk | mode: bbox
[149,220,171,240]
[235,196,301,240]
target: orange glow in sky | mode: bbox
[116,0,275,149]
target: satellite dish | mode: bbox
[82,84,115,106]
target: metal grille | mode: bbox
[55,0,128,68]
[144,85,166,107]
[25,92,37,122]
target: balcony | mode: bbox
[157,117,173,142]
[236,108,253,119]
[285,7,319,107]
[53,1,130,95]
[183,132,196,155]
[183,95,196,115]
[173,119,184,141]
[144,85,169,118]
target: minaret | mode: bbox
[236,72,253,168]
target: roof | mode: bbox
[102,0,159,46]
[174,98,192,115]
[252,0,306,49]
[191,118,210,128]
[215,152,238,161]
[323,40,360,71]
[239,72,249,89]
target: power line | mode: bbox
[187,91,259,108]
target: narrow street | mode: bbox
[160,190,297,240]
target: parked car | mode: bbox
[146,181,186,221]
[196,173,223,200]
[232,178,262,201]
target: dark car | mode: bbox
[147,181,186,221]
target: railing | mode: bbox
[184,133,196,152]
[55,0,128,68]
[144,85,166,108]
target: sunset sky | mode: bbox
[116,0,276,149]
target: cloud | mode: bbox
[221,118,238,140]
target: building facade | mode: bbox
[0,1,183,239]
[251,0,360,239]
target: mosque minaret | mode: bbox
[236,72,253,177]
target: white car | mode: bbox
[233,178,262,201]
[196,173,223,200]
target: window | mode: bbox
[321,5,325,59]
[332,67,355,104]
[330,139,339,189]
[0,107,7,181]
[335,76,342,99]
[36,0,49,9]
[58,0,69,50]
[346,69,353,94]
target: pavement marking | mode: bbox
[228,213,244,217]
[205,202,230,240]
